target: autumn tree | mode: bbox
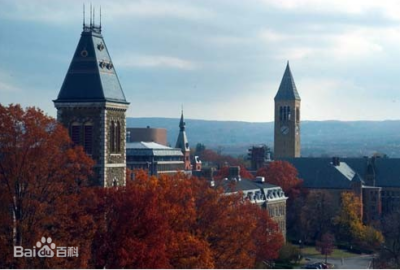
[0,104,94,268]
[300,191,336,242]
[94,170,283,268]
[376,210,400,268]
[316,233,335,263]
[256,161,303,198]
[214,165,254,180]
[256,161,305,240]
[334,192,383,251]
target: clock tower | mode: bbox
[274,62,301,159]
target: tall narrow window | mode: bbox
[110,121,115,153]
[116,121,121,153]
[279,106,283,121]
[70,123,81,145]
[287,106,291,121]
[296,107,300,122]
[84,122,93,155]
[283,106,287,121]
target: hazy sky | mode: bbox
[1,0,400,122]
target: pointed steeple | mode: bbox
[54,14,128,105]
[179,108,185,131]
[274,61,301,101]
[175,109,189,152]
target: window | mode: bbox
[279,106,283,121]
[296,107,300,122]
[283,106,287,121]
[110,121,115,153]
[84,123,93,155]
[70,123,81,145]
[287,106,291,120]
[116,121,121,153]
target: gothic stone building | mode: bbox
[54,22,129,187]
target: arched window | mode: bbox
[296,107,300,122]
[84,122,93,155]
[116,121,121,153]
[110,121,115,153]
[283,106,287,121]
[279,106,283,121]
[287,106,291,120]
[70,122,81,145]
[112,178,118,187]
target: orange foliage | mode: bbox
[0,105,283,268]
[256,161,303,198]
[90,171,283,268]
[215,165,254,180]
[0,104,95,268]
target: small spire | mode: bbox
[90,3,92,27]
[83,3,85,29]
[100,6,102,29]
[93,6,95,26]
[179,108,185,131]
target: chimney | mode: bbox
[332,157,340,166]
[256,176,265,183]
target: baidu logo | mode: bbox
[14,236,78,258]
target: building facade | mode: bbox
[274,62,301,159]
[54,20,129,187]
[127,127,167,146]
[281,156,400,224]
[223,177,288,240]
[126,142,185,176]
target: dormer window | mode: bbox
[97,43,104,51]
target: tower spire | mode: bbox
[83,3,85,29]
[274,61,300,101]
[100,6,102,30]
[179,108,185,131]
[90,3,92,27]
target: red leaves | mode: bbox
[0,104,95,268]
[90,172,283,268]
[256,161,303,198]
[0,105,283,268]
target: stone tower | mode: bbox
[274,62,301,159]
[175,110,192,170]
[53,16,129,187]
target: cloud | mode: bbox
[0,71,21,93]
[115,54,198,70]
[260,0,400,19]
[0,0,215,23]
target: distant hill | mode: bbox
[127,118,400,158]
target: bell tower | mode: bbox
[54,8,129,187]
[274,62,301,159]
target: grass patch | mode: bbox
[299,245,357,259]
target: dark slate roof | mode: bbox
[55,27,128,104]
[223,178,278,193]
[370,158,400,187]
[281,157,400,189]
[280,158,361,189]
[274,62,301,101]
